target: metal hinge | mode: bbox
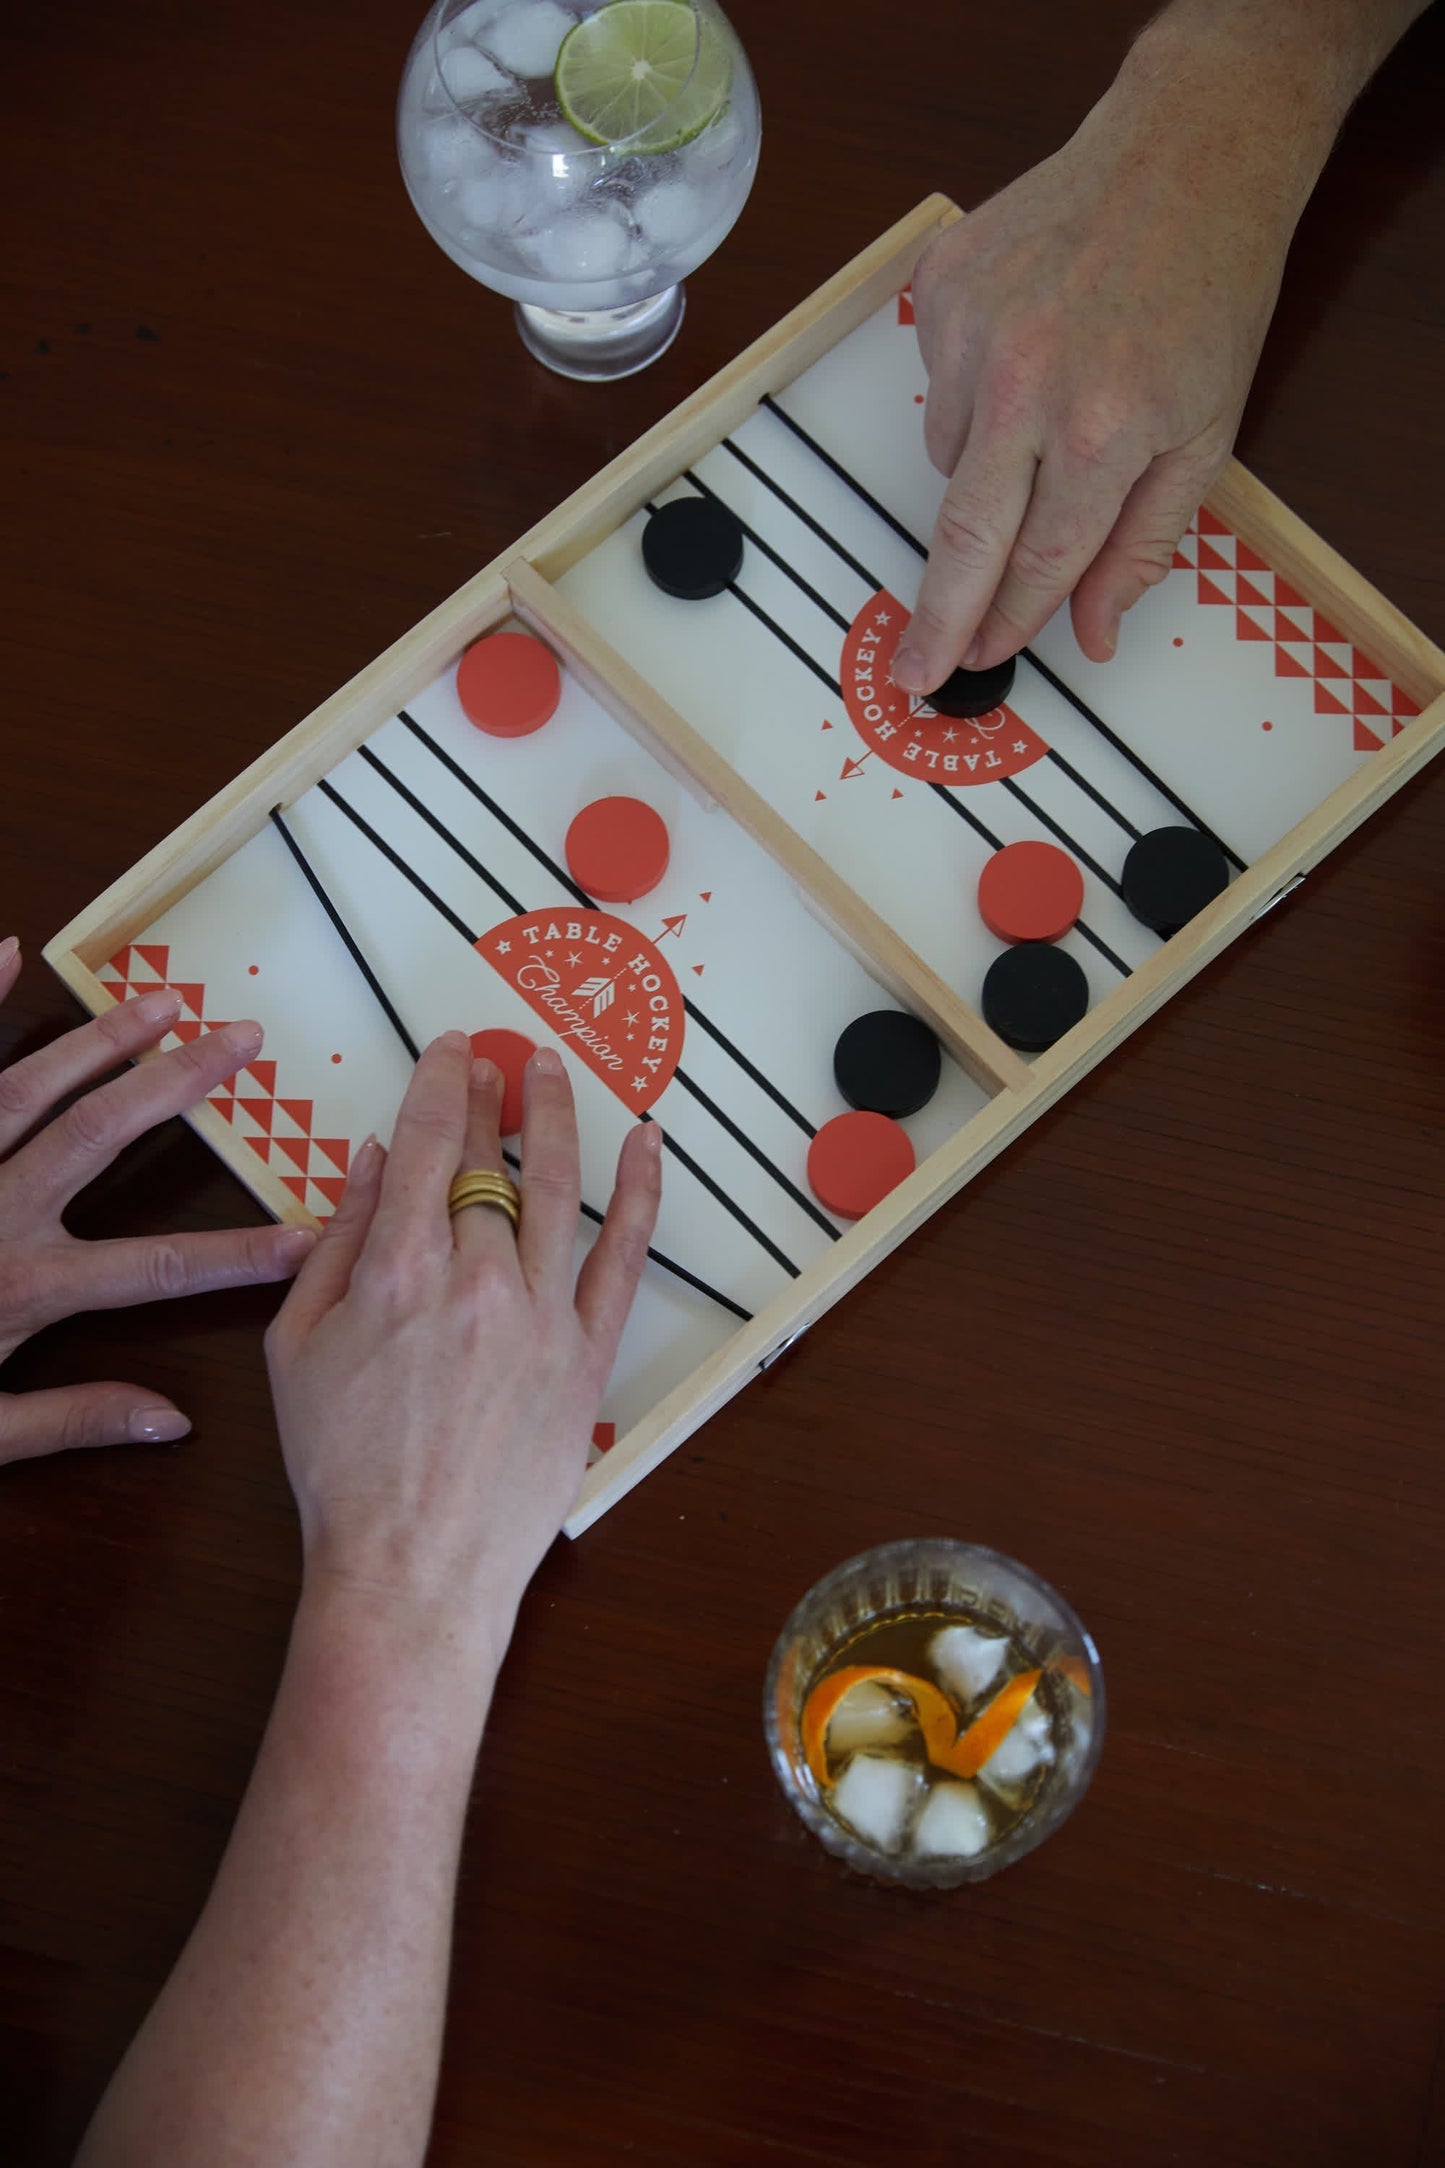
[1250,873,1306,923]
[759,1330,808,1372]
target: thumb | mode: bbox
[0,1385,191,1465]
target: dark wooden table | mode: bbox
[3,4,1443,2161]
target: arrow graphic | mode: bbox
[658,914,687,939]
[840,753,872,780]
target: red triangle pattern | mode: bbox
[93,942,354,1223]
[1178,516,1418,749]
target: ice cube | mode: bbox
[681,104,746,179]
[520,120,596,208]
[441,44,510,102]
[823,1678,914,1760]
[976,1696,1054,1791]
[423,115,484,187]
[912,1779,993,1860]
[829,1753,922,1855]
[632,177,706,255]
[519,204,635,287]
[483,0,574,78]
[453,154,531,237]
[930,1623,1009,1706]
[444,0,509,43]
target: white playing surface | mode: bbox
[560,294,1407,1027]
[98,281,1417,1497]
[101,639,988,1455]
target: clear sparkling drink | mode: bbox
[397,0,760,375]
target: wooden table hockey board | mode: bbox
[46,197,1445,1534]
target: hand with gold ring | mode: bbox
[263,1030,662,1648]
[446,1167,520,1229]
[78,1035,662,2162]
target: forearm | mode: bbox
[1101,0,1432,215]
[78,1580,505,2168]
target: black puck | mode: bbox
[641,496,744,600]
[1121,826,1230,938]
[833,1009,943,1119]
[981,943,1090,1052]
[928,653,1016,718]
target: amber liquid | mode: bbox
[809,1603,1070,1854]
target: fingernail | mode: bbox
[437,1029,470,1055]
[223,1019,264,1060]
[962,638,983,668]
[1102,623,1119,660]
[892,645,926,691]
[354,1132,383,1168]
[0,935,18,969]
[274,1227,318,1266]
[642,1122,663,1154]
[471,1056,497,1090]
[136,987,183,1026]
[132,1408,191,1445]
[530,1047,562,1076]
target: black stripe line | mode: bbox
[397,711,821,1143]
[1041,742,1143,841]
[1020,648,1247,872]
[926,783,1129,979]
[270,807,422,1061]
[681,472,852,633]
[679,1005,816,1140]
[319,780,479,945]
[927,780,1005,852]
[371,734,834,1243]
[719,437,883,591]
[755,399,1247,872]
[499,1146,753,1325]
[695,578,1133,982]
[399,712,591,904]
[1000,778,1126,899]
[1070,918,1133,978]
[644,491,850,689]
[358,745,524,916]
[665,1066,837,1239]
[332,759,811,1274]
[276,801,748,1321]
[761,394,922,555]
[642,1120,800,1278]
[727,582,842,696]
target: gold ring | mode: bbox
[447,1168,521,1228]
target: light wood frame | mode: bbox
[45,196,1445,1533]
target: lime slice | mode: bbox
[556,0,731,152]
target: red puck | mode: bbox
[456,631,561,739]
[806,1110,916,1220]
[468,1028,537,1136]
[977,840,1084,944]
[565,796,670,903]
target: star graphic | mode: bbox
[632,1076,647,1093]
[624,1010,639,1030]
[876,610,891,625]
[565,950,582,968]
[544,948,554,958]
[1012,740,1029,755]
[943,726,957,742]
[496,939,511,954]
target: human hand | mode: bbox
[0,937,316,1464]
[895,103,1292,693]
[264,1033,661,1656]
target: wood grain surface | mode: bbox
[2,4,1443,2162]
